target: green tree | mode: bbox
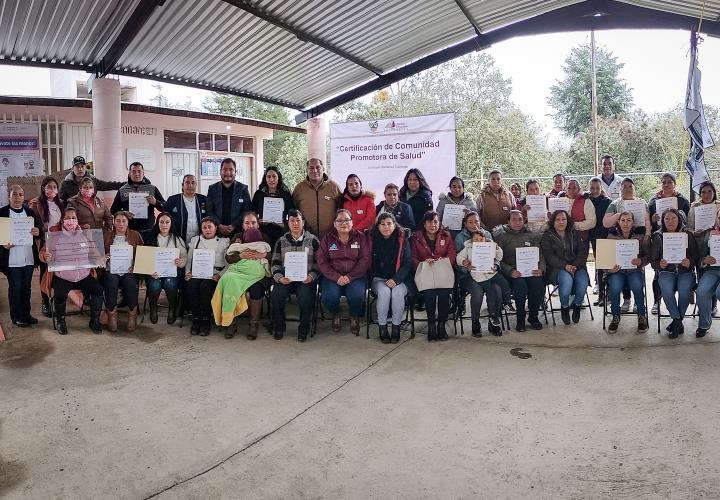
[548,44,634,137]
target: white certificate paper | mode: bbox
[548,197,571,214]
[191,248,215,279]
[109,245,133,274]
[10,217,34,245]
[263,197,284,224]
[623,199,646,227]
[155,248,178,278]
[516,247,539,277]
[525,195,547,222]
[655,197,678,216]
[128,192,148,219]
[615,239,639,269]
[284,251,308,281]
[663,232,687,264]
[442,204,465,231]
[693,204,717,232]
[471,242,495,272]
[709,235,720,266]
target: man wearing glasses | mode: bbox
[291,158,342,237]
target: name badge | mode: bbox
[324,195,331,201]
[357,210,364,214]
[239,198,243,202]
[350,242,360,249]
[524,242,530,247]
[503,206,509,211]
[440,240,445,246]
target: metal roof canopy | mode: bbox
[0,0,718,125]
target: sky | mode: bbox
[1,29,719,143]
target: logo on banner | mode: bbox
[384,120,408,133]
[368,120,378,134]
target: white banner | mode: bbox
[330,113,456,205]
[0,123,42,205]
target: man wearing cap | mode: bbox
[60,156,124,202]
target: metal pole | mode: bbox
[591,30,599,176]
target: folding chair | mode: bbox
[544,283,594,326]
[601,271,648,330]
[452,283,510,335]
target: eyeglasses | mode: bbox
[335,219,352,224]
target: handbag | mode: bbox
[414,257,455,291]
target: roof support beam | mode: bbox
[93,0,166,78]
[454,0,482,37]
[220,0,382,76]
[295,0,720,123]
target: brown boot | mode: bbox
[148,294,159,324]
[350,317,360,336]
[127,307,138,332]
[107,308,118,332]
[332,316,341,332]
[247,299,263,340]
[100,309,109,325]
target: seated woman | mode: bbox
[696,209,720,338]
[102,211,143,332]
[540,210,590,325]
[456,230,510,336]
[316,209,371,335]
[185,217,229,336]
[650,208,698,338]
[411,211,457,341]
[252,166,295,247]
[212,227,271,340]
[40,207,105,335]
[67,177,113,234]
[370,213,412,344]
[341,174,376,232]
[143,212,187,325]
[606,211,650,333]
[270,209,319,342]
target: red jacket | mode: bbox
[341,192,376,231]
[410,229,457,269]
[317,228,371,281]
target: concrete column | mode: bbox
[306,116,327,167]
[92,77,124,182]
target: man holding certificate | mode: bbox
[0,185,42,327]
[695,210,720,338]
[650,208,699,338]
[111,162,165,235]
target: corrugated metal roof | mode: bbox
[1,0,719,115]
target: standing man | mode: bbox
[206,158,252,238]
[60,156,124,201]
[292,158,342,237]
[546,173,566,198]
[111,162,165,235]
[599,154,623,200]
[164,174,207,244]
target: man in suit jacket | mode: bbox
[206,158,253,238]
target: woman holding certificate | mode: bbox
[252,167,295,247]
[143,212,187,325]
[270,209,319,342]
[540,210,590,325]
[436,176,477,237]
[67,177,113,234]
[102,211,143,332]
[185,217,230,336]
[560,179,596,243]
[370,213,412,343]
[606,211,650,333]
[696,210,720,338]
[340,174,376,232]
[521,180,548,234]
[650,208,699,338]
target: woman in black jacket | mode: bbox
[540,210,590,325]
[163,174,207,245]
[370,213,412,343]
[252,166,295,247]
[399,168,433,230]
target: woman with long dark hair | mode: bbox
[399,168,433,230]
[436,176,476,237]
[252,166,295,246]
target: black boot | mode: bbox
[427,323,437,342]
[148,294,159,324]
[379,325,390,344]
[41,294,52,318]
[515,307,526,332]
[89,308,103,334]
[391,324,401,343]
[200,316,211,336]
[471,318,482,337]
[190,316,201,335]
[571,305,581,324]
[166,290,178,324]
[54,300,68,334]
[437,321,449,341]
[560,307,571,325]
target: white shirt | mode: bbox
[47,200,62,229]
[8,207,34,267]
[183,195,199,243]
[601,174,623,200]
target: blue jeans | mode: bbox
[608,270,647,316]
[556,268,590,307]
[697,268,720,329]
[321,277,366,317]
[658,271,696,320]
[146,276,180,298]
[7,265,34,322]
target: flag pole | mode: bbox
[590,29,599,176]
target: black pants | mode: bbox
[422,289,451,322]
[508,276,545,319]
[7,265,34,322]
[186,278,217,320]
[272,281,317,334]
[248,279,269,300]
[52,275,103,317]
[102,272,138,310]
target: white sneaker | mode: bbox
[713,306,718,317]
[593,285,599,295]
[651,303,659,315]
[621,299,631,314]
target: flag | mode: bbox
[684,33,714,193]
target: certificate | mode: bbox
[525,195,547,222]
[128,192,148,219]
[191,248,215,279]
[263,197,284,224]
[709,235,720,266]
[623,199,646,227]
[284,251,308,281]
[548,197,571,214]
[10,217,34,245]
[471,242,495,272]
[693,204,717,232]
[515,247,539,277]
[134,246,180,276]
[655,197,678,216]
[663,232,687,264]
[615,239,639,270]
[109,245,133,274]
[442,204,465,231]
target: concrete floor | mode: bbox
[2,273,720,499]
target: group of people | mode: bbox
[2,153,719,342]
